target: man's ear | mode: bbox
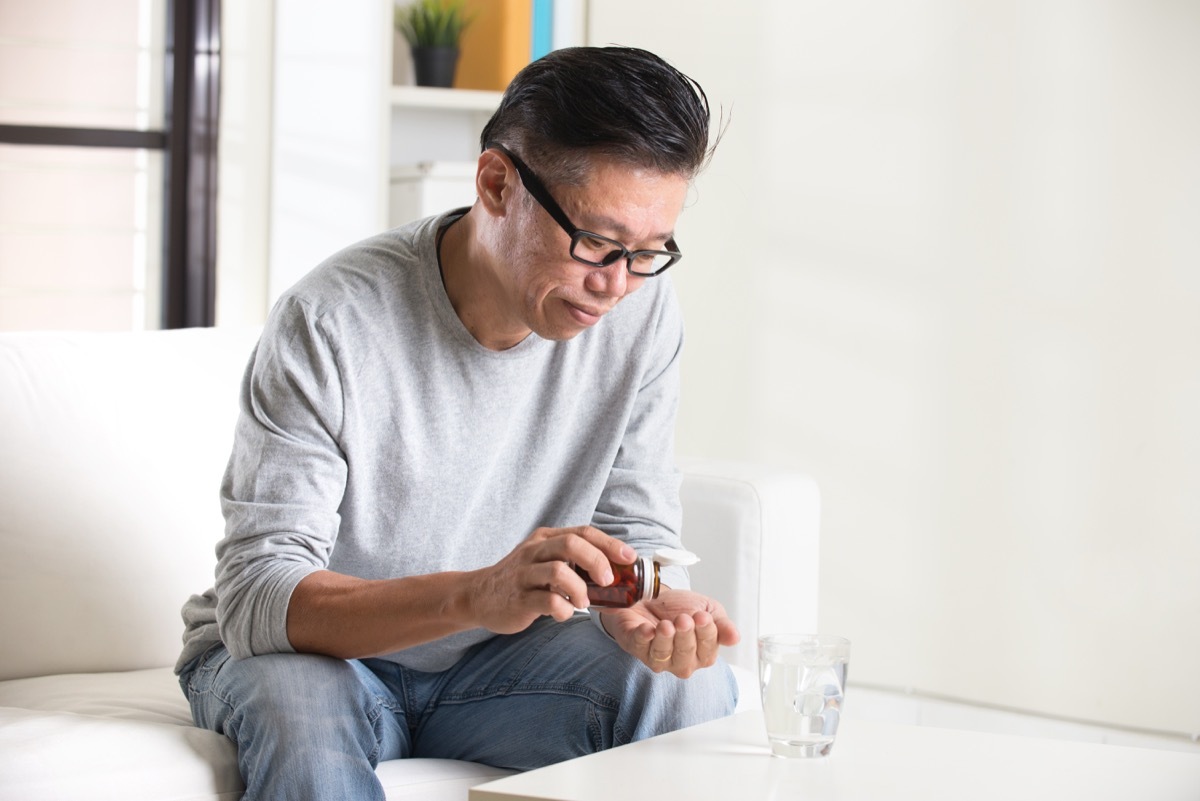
[476,149,514,216]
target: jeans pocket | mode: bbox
[180,644,235,729]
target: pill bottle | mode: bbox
[575,548,699,608]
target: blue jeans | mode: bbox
[179,615,737,801]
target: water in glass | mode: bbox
[759,644,849,758]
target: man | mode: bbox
[176,46,738,800]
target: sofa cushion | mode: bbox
[0,667,513,800]
[0,669,241,801]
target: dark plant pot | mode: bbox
[412,45,460,88]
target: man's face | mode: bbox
[504,157,689,342]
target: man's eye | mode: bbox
[580,236,611,251]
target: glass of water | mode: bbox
[758,633,851,758]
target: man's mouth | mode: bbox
[564,300,610,327]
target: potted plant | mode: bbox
[395,0,473,88]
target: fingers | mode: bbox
[714,613,741,647]
[694,611,721,666]
[647,618,677,669]
[531,525,632,559]
[644,614,722,678]
[474,526,642,635]
[530,526,634,589]
[535,558,592,613]
[574,525,637,564]
[602,593,731,678]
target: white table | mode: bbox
[469,711,1200,800]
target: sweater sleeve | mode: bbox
[214,296,348,659]
[591,279,690,590]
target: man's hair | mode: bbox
[480,46,717,185]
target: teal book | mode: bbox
[532,0,553,60]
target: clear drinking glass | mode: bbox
[758,633,851,758]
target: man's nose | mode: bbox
[584,258,630,297]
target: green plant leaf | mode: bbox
[394,0,473,47]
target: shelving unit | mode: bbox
[387,86,503,225]
[268,0,506,300]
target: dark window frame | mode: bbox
[0,0,221,329]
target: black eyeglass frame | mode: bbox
[486,142,683,277]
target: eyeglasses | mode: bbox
[487,142,683,277]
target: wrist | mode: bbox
[591,610,616,640]
[443,569,481,629]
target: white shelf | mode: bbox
[388,85,499,179]
[387,86,497,225]
[388,85,503,112]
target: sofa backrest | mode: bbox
[0,327,262,680]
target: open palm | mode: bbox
[599,589,740,677]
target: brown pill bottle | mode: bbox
[575,556,661,608]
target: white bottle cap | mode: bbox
[654,547,700,567]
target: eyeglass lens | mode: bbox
[571,234,676,276]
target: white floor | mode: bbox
[849,684,1200,755]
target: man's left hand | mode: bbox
[598,589,740,678]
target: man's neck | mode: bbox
[438,209,532,351]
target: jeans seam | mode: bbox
[364,701,384,764]
[423,617,623,749]
[435,681,620,712]
[492,617,593,696]
[185,648,238,725]
[359,659,408,761]
[427,618,622,752]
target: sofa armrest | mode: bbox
[679,459,820,674]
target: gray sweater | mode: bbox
[178,211,687,673]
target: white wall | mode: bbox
[267,0,391,302]
[589,0,1200,736]
[215,0,274,327]
[216,0,394,324]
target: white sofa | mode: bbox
[0,326,819,801]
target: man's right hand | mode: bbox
[465,525,636,634]
[286,525,633,659]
